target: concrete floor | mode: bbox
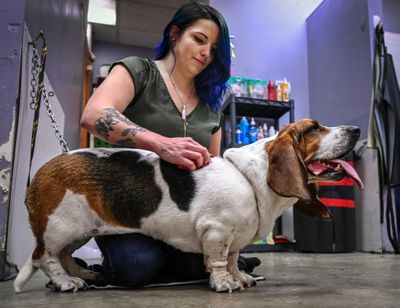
[1,252,399,308]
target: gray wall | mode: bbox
[383,0,400,32]
[92,41,154,83]
[212,0,323,124]
[0,0,26,280]
[307,0,374,139]
[24,0,86,150]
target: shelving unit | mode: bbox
[221,94,294,149]
[221,93,296,252]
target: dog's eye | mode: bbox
[310,124,321,132]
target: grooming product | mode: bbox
[269,125,276,137]
[281,78,291,102]
[258,126,264,140]
[249,118,258,143]
[263,123,269,137]
[276,82,282,101]
[235,127,242,144]
[239,116,250,144]
[267,80,276,100]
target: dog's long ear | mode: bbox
[266,130,312,202]
[294,184,332,220]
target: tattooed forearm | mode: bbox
[95,108,146,143]
[121,127,146,137]
[103,108,134,125]
[116,139,136,147]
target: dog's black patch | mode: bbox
[159,160,196,211]
[297,131,303,143]
[77,151,162,228]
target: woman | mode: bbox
[81,0,259,287]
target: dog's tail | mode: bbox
[14,255,38,293]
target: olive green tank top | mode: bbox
[111,57,222,149]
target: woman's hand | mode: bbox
[152,135,211,171]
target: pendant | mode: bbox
[182,104,188,137]
[182,104,187,120]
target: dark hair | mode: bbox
[154,0,231,112]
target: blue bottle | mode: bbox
[235,126,242,144]
[239,116,250,144]
[249,117,258,143]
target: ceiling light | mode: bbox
[88,0,116,26]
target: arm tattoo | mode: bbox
[116,139,136,147]
[121,127,146,137]
[95,108,147,147]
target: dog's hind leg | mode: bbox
[39,228,89,291]
[201,227,244,292]
[39,249,87,292]
[59,238,99,281]
[227,251,256,288]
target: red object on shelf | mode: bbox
[267,80,276,100]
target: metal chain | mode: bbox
[29,46,39,110]
[29,39,70,153]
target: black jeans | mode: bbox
[95,233,209,287]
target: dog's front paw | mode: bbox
[209,270,244,293]
[53,276,88,292]
[235,271,256,288]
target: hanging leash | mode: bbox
[27,31,69,187]
[372,23,399,253]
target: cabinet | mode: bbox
[221,93,295,252]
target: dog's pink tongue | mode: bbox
[307,159,364,189]
[330,159,364,189]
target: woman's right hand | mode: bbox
[151,135,211,171]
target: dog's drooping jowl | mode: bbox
[14,119,363,293]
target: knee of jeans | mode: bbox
[100,237,166,287]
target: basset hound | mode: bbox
[14,118,363,293]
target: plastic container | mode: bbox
[276,82,283,101]
[249,118,258,143]
[235,127,242,144]
[228,76,247,96]
[239,117,250,144]
[263,123,269,138]
[269,125,276,137]
[267,80,276,100]
[250,79,266,98]
[258,126,264,140]
[281,78,291,102]
[247,79,255,97]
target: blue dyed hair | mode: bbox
[154,0,231,112]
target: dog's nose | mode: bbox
[347,126,360,136]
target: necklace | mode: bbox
[161,61,195,137]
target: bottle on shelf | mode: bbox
[267,80,276,100]
[235,126,242,144]
[239,116,250,144]
[263,123,269,138]
[249,118,258,143]
[281,78,291,102]
[276,82,283,101]
[269,125,277,137]
[258,125,264,140]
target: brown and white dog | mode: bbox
[14,119,363,293]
